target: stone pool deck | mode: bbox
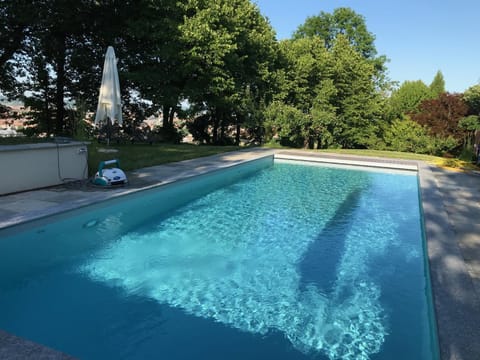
[0,148,479,360]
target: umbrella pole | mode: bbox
[105,104,111,146]
[107,118,111,146]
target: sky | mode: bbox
[254,0,480,93]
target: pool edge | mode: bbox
[1,149,479,360]
[274,151,418,171]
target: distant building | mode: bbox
[0,104,30,130]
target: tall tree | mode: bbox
[429,70,446,97]
[292,7,388,91]
[11,0,136,136]
[330,35,380,147]
[266,35,381,149]
[124,0,186,130]
[266,36,332,147]
[180,0,278,144]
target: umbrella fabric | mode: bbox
[95,46,122,125]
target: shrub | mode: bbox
[411,93,468,140]
[382,118,458,155]
[151,125,183,144]
[458,145,475,162]
[263,101,309,148]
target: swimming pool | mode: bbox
[0,156,438,359]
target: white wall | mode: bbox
[0,141,88,195]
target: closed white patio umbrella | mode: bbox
[95,46,122,126]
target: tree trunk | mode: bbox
[235,117,241,146]
[220,111,226,142]
[307,136,315,149]
[44,85,51,137]
[162,105,171,128]
[54,32,66,135]
[169,106,175,127]
[212,109,219,144]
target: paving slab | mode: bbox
[429,167,480,301]
[418,163,480,360]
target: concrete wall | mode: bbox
[0,141,88,195]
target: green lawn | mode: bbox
[87,142,240,175]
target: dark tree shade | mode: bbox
[0,0,37,95]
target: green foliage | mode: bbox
[388,80,433,119]
[429,70,446,97]
[458,115,480,148]
[274,37,330,109]
[458,145,475,162]
[458,115,480,131]
[329,36,382,148]
[292,6,389,92]
[4,2,469,159]
[264,101,310,147]
[179,0,278,144]
[267,34,383,149]
[293,7,377,59]
[124,0,185,129]
[3,1,139,135]
[381,118,456,155]
[310,79,339,148]
[463,84,480,115]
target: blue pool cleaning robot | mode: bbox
[93,159,128,186]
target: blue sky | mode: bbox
[254,0,480,93]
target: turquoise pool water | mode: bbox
[0,157,438,359]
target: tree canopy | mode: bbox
[292,7,377,59]
[0,1,474,157]
[265,34,381,149]
[388,80,433,119]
